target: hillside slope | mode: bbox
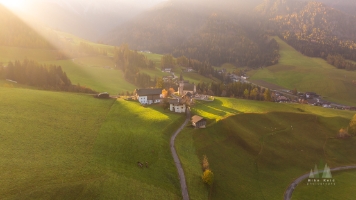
[0,87,185,199]
[249,37,356,106]
[176,98,356,199]
[104,1,279,67]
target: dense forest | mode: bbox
[105,3,279,68]
[105,0,356,70]
[0,60,96,93]
[173,15,279,67]
[258,0,356,70]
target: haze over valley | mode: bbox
[1,0,356,199]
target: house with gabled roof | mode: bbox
[191,115,206,128]
[135,88,162,105]
[169,99,186,113]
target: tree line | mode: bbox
[113,44,155,88]
[196,81,272,101]
[0,59,96,93]
[258,0,356,71]
[326,54,356,70]
[172,15,280,67]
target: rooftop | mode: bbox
[191,115,205,123]
[136,88,162,96]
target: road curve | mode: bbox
[284,165,356,200]
[170,110,191,200]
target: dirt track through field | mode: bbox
[170,108,191,200]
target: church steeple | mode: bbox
[180,73,183,82]
[179,73,184,96]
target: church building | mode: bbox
[178,74,196,96]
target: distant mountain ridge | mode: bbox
[104,0,356,66]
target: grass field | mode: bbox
[213,63,237,73]
[42,59,136,94]
[52,30,116,56]
[175,98,356,199]
[249,37,356,106]
[293,170,356,200]
[0,87,186,199]
[0,46,58,63]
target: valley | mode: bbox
[1,0,356,199]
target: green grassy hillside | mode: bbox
[293,170,356,200]
[249,37,356,106]
[175,98,356,199]
[0,87,185,199]
[42,59,136,94]
[0,46,58,63]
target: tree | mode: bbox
[161,54,175,68]
[338,128,350,138]
[162,89,168,98]
[177,56,189,67]
[250,88,259,100]
[202,155,209,171]
[264,89,272,101]
[349,114,356,135]
[202,169,214,186]
[243,89,249,99]
[168,88,175,96]
[156,77,163,89]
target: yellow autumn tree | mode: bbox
[202,169,214,186]
[349,114,356,135]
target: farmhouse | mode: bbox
[168,99,186,113]
[186,68,194,72]
[162,68,172,73]
[135,88,162,105]
[191,115,207,128]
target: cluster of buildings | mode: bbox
[133,77,206,128]
[134,74,196,112]
[229,74,249,83]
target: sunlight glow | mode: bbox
[0,0,26,9]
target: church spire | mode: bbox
[180,73,183,82]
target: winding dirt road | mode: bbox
[284,166,356,200]
[170,109,191,200]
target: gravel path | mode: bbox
[284,165,356,200]
[170,109,190,200]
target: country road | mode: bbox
[284,165,356,200]
[170,108,191,200]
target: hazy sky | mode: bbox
[0,0,168,10]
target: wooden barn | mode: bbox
[191,115,206,128]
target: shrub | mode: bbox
[202,169,214,186]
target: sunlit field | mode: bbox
[0,46,58,63]
[249,37,356,106]
[42,59,136,94]
[175,98,356,199]
[0,87,185,199]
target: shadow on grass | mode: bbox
[194,99,242,119]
